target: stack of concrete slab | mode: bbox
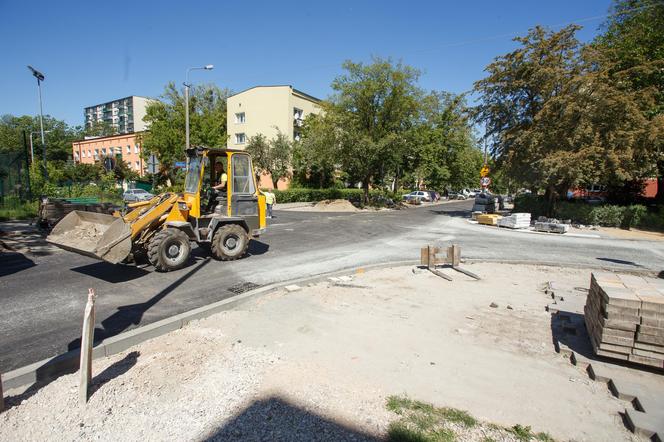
[534,221,569,234]
[585,272,664,368]
[497,213,531,229]
[476,214,502,226]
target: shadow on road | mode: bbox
[428,209,471,218]
[0,251,36,277]
[248,239,269,256]
[202,396,379,441]
[596,257,643,267]
[67,258,212,351]
[71,262,150,283]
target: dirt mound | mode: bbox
[313,199,360,212]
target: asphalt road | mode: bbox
[2,200,663,372]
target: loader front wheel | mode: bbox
[148,228,191,272]
[211,224,249,261]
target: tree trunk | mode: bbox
[272,176,279,189]
[655,160,664,204]
[362,179,370,206]
[544,185,557,218]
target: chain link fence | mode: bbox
[0,152,30,201]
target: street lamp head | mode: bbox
[204,64,214,70]
[27,65,45,81]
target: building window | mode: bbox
[127,145,131,153]
[134,144,139,154]
[135,161,140,170]
[235,133,246,145]
[102,148,106,155]
[74,152,80,161]
[294,107,303,119]
[87,150,91,158]
[235,112,245,124]
[294,131,301,141]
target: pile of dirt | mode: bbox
[312,199,360,212]
[48,222,108,251]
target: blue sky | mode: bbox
[1,0,614,126]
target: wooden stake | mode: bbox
[0,373,4,413]
[79,288,96,404]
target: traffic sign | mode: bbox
[480,176,491,187]
[480,165,490,178]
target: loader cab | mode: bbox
[184,147,266,231]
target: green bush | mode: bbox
[589,205,624,227]
[514,194,659,230]
[271,187,401,207]
[639,206,664,230]
[0,197,39,221]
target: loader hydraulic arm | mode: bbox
[125,193,180,239]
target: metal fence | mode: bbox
[0,151,30,201]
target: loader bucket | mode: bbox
[47,210,132,264]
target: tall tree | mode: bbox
[331,57,423,202]
[473,25,583,205]
[245,131,293,188]
[406,92,480,190]
[140,82,230,175]
[0,114,81,161]
[595,0,664,201]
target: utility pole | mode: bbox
[184,64,214,151]
[28,66,47,180]
[22,131,31,199]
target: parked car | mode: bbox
[123,188,154,202]
[448,190,468,200]
[402,191,432,203]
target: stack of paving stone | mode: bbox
[585,272,664,368]
[497,213,531,229]
[533,221,569,234]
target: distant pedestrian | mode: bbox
[264,190,276,218]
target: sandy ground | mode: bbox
[1,263,649,441]
[595,227,664,241]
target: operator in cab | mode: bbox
[212,160,227,192]
[207,160,228,212]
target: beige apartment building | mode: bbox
[72,132,146,177]
[227,85,321,188]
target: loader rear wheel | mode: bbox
[147,228,191,272]
[211,224,249,261]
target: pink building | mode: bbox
[72,132,146,177]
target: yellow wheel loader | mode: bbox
[47,147,267,272]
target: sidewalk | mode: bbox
[2,263,650,441]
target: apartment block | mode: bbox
[227,85,321,148]
[72,132,146,176]
[84,96,152,134]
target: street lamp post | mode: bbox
[27,66,48,179]
[184,64,214,151]
[29,130,52,165]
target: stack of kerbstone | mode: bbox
[585,272,664,368]
[476,214,502,226]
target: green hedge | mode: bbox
[514,194,662,230]
[271,188,403,207]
